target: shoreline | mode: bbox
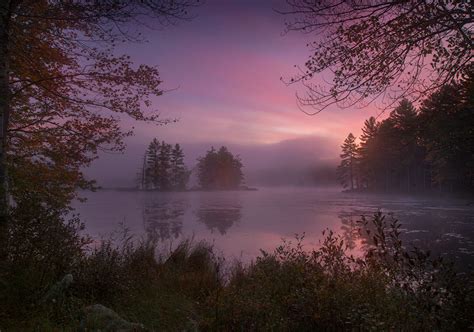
[98,186,259,192]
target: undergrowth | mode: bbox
[1,201,473,331]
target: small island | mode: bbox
[136,139,255,191]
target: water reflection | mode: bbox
[338,212,360,250]
[142,199,186,241]
[337,208,474,268]
[75,188,474,267]
[196,204,242,235]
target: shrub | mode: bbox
[210,212,474,331]
[1,210,473,331]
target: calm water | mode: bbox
[73,187,474,267]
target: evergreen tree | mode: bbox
[157,141,172,191]
[341,71,474,194]
[418,72,474,191]
[389,99,421,192]
[170,144,189,190]
[216,146,243,189]
[337,133,359,190]
[197,146,243,190]
[371,119,399,192]
[145,138,161,189]
[197,147,218,189]
[135,153,148,189]
[139,139,190,191]
[358,117,378,190]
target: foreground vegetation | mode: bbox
[1,203,473,331]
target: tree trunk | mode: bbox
[0,0,11,264]
[141,154,146,190]
[349,157,354,190]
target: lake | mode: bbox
[73,187,474,268]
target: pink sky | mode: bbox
[119,0,380,147]
[88,0,386,186]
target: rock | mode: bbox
[80,304,147,332]
[41,274,73,304]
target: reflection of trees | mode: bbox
[338,212,360,250]
[338,210,373,252]
[142,200,185,241]
[196,205,242,235]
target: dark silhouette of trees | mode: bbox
[418,72,474,191]
[358,117,378,190]
[157,142,172,190]
[337,133,359,190]
[138,139,190,191]
[145,139,161,189]
[338,72,474,193]
[281,1,473,113]
[197,146,244,190]
[170,144,189,191]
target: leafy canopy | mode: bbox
[5,0,199,208]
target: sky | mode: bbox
[87,0,382,187]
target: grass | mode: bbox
[1,203,473,331]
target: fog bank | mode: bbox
[85,135,339,188]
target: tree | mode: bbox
[389,99,421,192]
[145,139,161,190]
[343,73,474,194]
[358,117,379,189]
[136,153,148,190]
[197,146,244,190]
[418,71,474,191]
[197,147,218,189]
[216,146,244,189]
[0,0,200,254]
[371,118,399,191]
[140,140,189,191]
[337,133,359,190]
[281,1,473,113]
[170,144,189,191]
[157,141,172,191]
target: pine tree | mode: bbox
[358,117,378,190]
[197,146,243,190]
[216,146,243,189]
[339,72,474,194]
[197,147,218,189]
[157,141,172,190]
[337,133,359,190]
[390,99,420,192]
[418,72,474,191]
[170,144,189,190]
[145,138,161,189]
[140,139,190,191]
[135,153,148,189]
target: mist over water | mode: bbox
[84,135,339,188]
[74,187,474,268]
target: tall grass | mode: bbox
[1,202,473,331]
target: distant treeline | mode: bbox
[337,73,473,193]
[137,142,244,191]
